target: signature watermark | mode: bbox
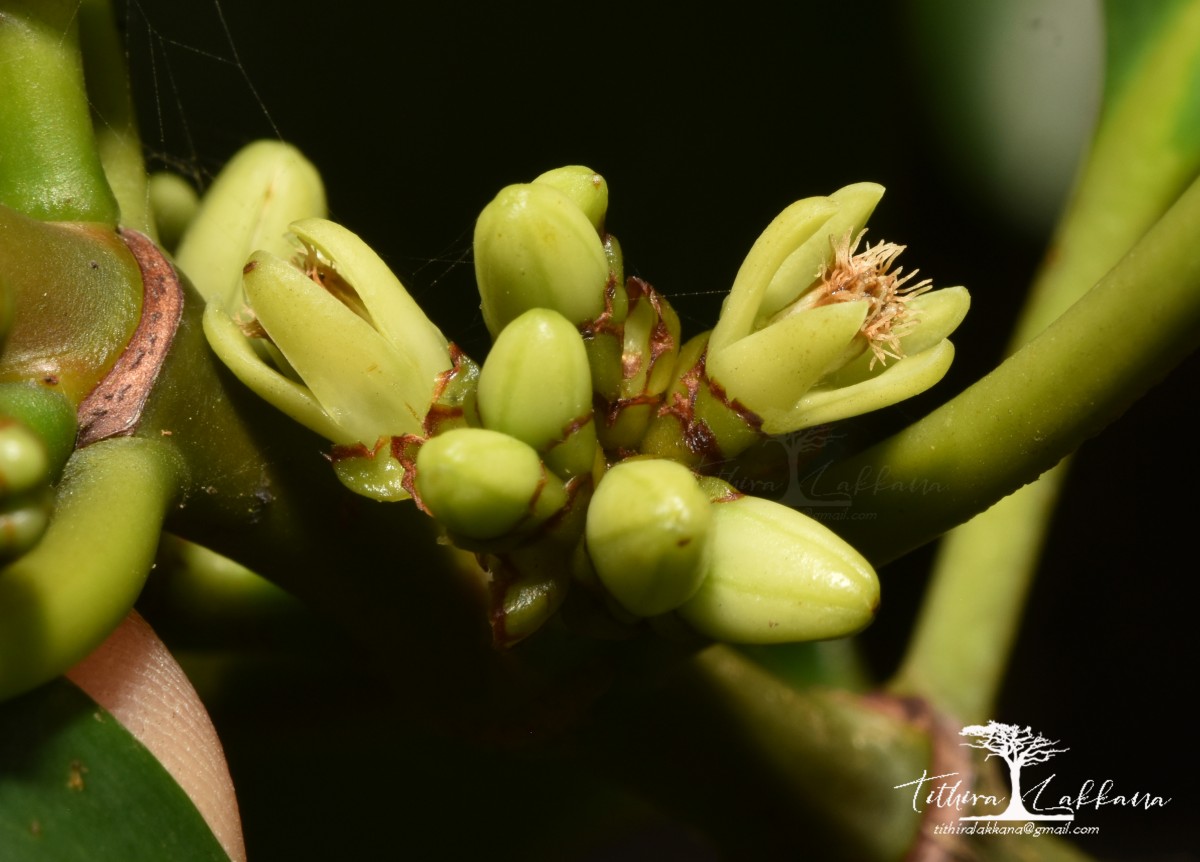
[717,426,945,515]
[893,720,1171,836]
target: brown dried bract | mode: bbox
[76,229,186,447]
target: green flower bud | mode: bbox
[204,218,454,454]
[474,181,610,338]
[586,459,713,617]
[707,183,970,435]
[175,140,326,309]
[415,428,567,543]
[477,308,597,480]
[676,489,879,644]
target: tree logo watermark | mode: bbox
[958,722,1073,821]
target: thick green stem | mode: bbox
[890,0,1200,720]
[0,0,118,224]
[818,170,1200,564]
[0,436,187,700]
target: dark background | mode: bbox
[114,1,1193,859]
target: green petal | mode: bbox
[778,340,957,433]
[819,286,971,390]
[288,218,451,389]
[708,301,868,417]
[758,182,884,324]
[242,252,429,444]
[202,304,345,442]
[709,198,836,355]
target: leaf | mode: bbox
[0,678,229,861]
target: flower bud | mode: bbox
[477,308,596,480]
[676,489,879,643]
[175,140,326,309]
[414,428,566,543]
[586,459,713,617]
[474,182,610,338]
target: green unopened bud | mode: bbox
[676,489,879,644]
[478,308,597,480]
[415,428,566,543]
[474,182,610,338]
[586,459,712,617]
[205,218,454,453]
[707,183,969,435]
[176,140,326,309]
[532,165,609,233]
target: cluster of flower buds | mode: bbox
[197,144,969,648]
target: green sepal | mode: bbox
[331,438,411,502]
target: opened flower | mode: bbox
[706,183,970,434]
[204,218,454,495]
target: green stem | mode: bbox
[79,0,153,235]
[817,170,1200,565]
[889,466,1064,722]
[0,436,186,700]
[0,0,118,224]
[889,0,1200,721]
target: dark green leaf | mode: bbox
[0,678,228,861]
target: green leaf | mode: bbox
[0,678,228,861]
